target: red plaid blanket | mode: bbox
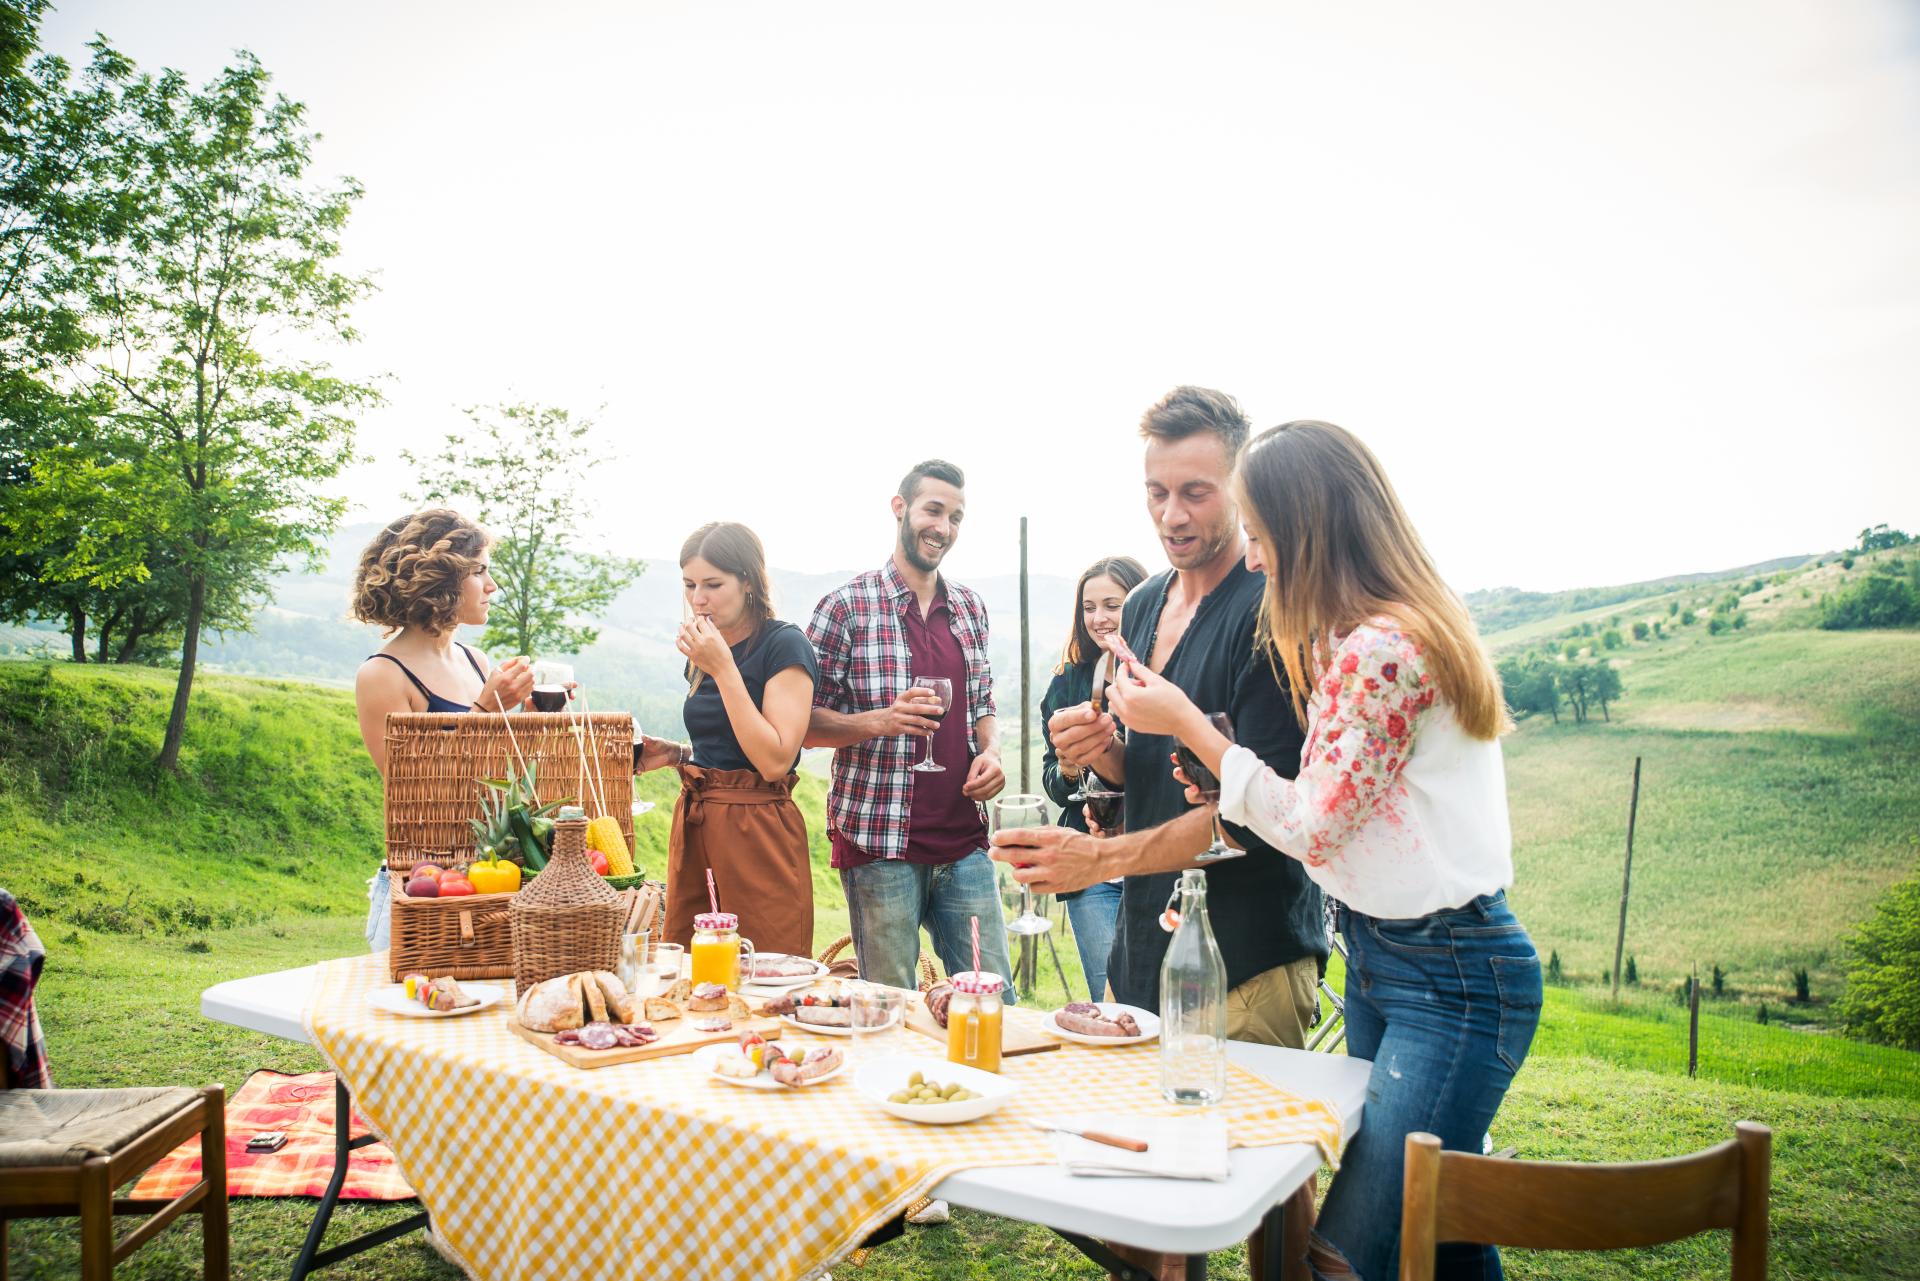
[0,890,49,1089]
[131,1070,415,1201]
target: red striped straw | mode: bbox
[970,915,981,978]
[706,868,719,915]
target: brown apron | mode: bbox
[665,765,814,959]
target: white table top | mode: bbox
[203,964,1369,1256]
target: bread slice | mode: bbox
[591,971,637,1024]
[644,996,682,1022]
[582,972,609,1024]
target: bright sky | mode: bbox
[40,1,1920,593]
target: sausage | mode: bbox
[1055,1003,1141,1038]
[770,1047,843,1086]
[790,1006,851,1028]
[924,982,955,1028]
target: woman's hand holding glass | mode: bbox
[474,655,535,712]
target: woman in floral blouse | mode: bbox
[1098,421,1541,1281]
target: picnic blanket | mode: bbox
[305,953,1343,1281]
[130,1069,415,1201]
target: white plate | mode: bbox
[778,1013,855,1037]
[1041,1003,1160,1046]
[368,983,507,1019]
[694,1041,848,1090]
[745,955,831,989]
[853,1054,1020,1124]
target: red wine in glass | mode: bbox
[1176,712,1242,863]
[909,677,952,773]
[1083,790,1123,834]
[531,686,569,712]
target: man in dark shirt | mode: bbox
[804,460,1016,997]
[1007,387,1326,1046]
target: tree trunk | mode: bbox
[96,622,112,663]
[69,607,87,662]
[1600,701,1610,723]
[115,605,151,663]
[157,575,206,772]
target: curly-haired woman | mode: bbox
[350,508,534,949]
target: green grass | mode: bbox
[7,548,1920,1281]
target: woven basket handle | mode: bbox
[816,934,943,992]
[817,934,853,967]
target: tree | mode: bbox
[408,402,644,658]
[1601,628,1622,650]
[25,49,378,770]
[1856,524,1912,554]
[1497,653,1561,725]
[1820,575,1920,630]
[1631,621,1649,641]
[1836,868,1920,1049]
[1679,609,1696,626]
[1587,661,1622,722]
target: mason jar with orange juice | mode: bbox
[690,912,753,992]
[945,971,1004,1073]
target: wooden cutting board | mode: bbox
[903,1002,1060,1057]
[511,1013,782,1069]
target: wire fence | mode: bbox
[1541,980,1920,1101]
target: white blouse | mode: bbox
[1217,620,1513,920]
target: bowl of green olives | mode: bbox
[852,1056,1019,1124]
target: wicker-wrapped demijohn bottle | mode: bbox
[510,805,623,992]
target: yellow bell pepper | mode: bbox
[468,858,522,895]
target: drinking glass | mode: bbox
[994,794,1053,937]
[1176,713,1243,863]
[908,676,953,773]
[849,983,909,1058]
[531,660,574,712]
[649,942,685,980]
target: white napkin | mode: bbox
[1049,1113,1231,1181]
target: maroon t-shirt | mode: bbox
[831,585,988,869]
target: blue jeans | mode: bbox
[1064,881,1123,1002]
[839,850,1019,1003]
[1314,893,1542,1281]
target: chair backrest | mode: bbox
[1399,1123,1770,1281]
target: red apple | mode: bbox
[406,877,440,898]
[411,864,444,882]
[439,878,475,897]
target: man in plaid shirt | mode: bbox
[805,459,1017,998]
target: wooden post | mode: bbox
[1611,755,1642,1000]
[1020,516,1031,795]
[1688,961,1700,1078]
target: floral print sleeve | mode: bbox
[1218,623,1436,865]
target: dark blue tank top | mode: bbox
[368,644,486,712]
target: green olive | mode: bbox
[889,1091,911,1104]
[907,1071,924,1087]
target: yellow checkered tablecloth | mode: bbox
[304,954,1342,1281]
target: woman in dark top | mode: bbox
[350,509,535,950]
[637,522,820,958]
[1040,555,1146,1001]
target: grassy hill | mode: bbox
[4,534,1919,1278]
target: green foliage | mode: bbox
[1561,640,1579,660]
[1668,600,1679,616]
[1625,953,1637,984]
[1497,652,1563,724]
[1733,611,1748,630]
[1820,573,1920,631]
[1842,556,1856,570]
[1601,628,1622,650]
[1794,967,1812,1003]
[1631,621,1649,641]
[1836,867,1920,1050]
[1547,948,1564,984]
[1712,963,1725,996]
[406,402,645,658]
[1856,524,1912,553]
[1708,615,1727,635]
[1679,608,1696,625]
[1554,659,1622,723]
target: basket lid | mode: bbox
[693,912,739,932]
[951,970,1005,995]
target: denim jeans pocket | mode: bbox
[1490,953,1544,1073]
[1365,916,1452,955]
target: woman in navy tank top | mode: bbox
[349,509,535,950]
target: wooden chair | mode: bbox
[0,1051,229,1281]
[1399,1122,1770,1281]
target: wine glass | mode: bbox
[530,660,573,712]
[1176,712,1244,863]
[994,794,1052,936]
[908,676,952,773]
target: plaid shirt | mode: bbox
[807,558,996,860]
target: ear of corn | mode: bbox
[587,815,634,876]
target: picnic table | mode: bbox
[203,956,1370,1281]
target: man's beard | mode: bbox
[1163,519,1235,571]
[899,521,948,573]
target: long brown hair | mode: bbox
[1234,422,1509,740]
[1057,555,1149,672]
[680,522,775,695]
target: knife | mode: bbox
[1029,1119,1149,1152]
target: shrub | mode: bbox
[1547,950,1564,985]
[1712,964,1724,996]
[1601,629,1623,650]
[1667,601,1679,616]
[1757,1003,1768,1026]
[1708,616,1727,635]
[1733,611,1748,629]
[1750,577,1765,593]
[1680,609,1696,626]
[1625,955,1638,985]
[1562,642,1580,661]
[1842,556,1856,569]
[1651,621,1664,637]
[1835,868,1920,1049]
[1631,621,1649,641]
[1820,574,1920,630]
[1793,967,1812,1003]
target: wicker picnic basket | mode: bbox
[511,811,625,991]
[382,711,635,983]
